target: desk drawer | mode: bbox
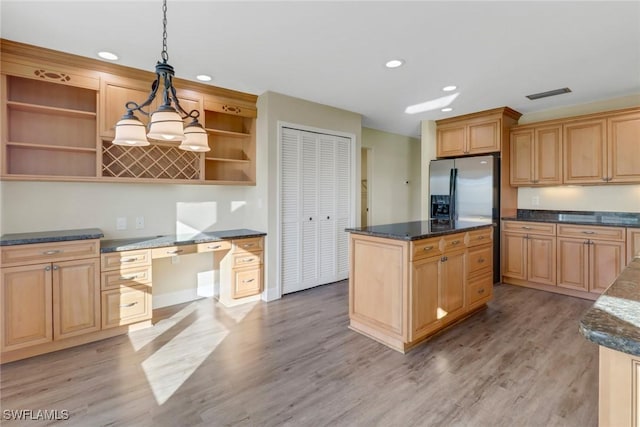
[101,265,152,290]
[101,250,151,271]
[411,237,442,261]
[231,267,262,299]
[1,239,100,267]
[557,224,625,241]
[502,221,556,236]
[101,284,152,329]
[151,244,197,259]
[466,228,493,247]
[197,240,232,253]
[233,237,263,254]
[233,251,263,267]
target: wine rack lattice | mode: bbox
[102,142,200,180]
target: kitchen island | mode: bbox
[580,256,640,427]
[346,220,494,353]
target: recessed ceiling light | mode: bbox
[196,74,212,82]
[442,85,457,92]
[385,59,405,69]
[97,51,118,61]
[441,107,453,112]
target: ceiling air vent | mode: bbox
[526,87,572,100]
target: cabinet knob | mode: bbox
[52,266,59,271]
[441,256,448,262]
[309,217,313,221]
[45,266,51,271]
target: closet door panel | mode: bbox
[318,136,337,282]
[301,132,319,286]
[280,128,301,294]
[335,137,351,279]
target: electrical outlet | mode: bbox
[116,217,127,230]
[135,216,145,229]
[532,196,540,207]
[171,255,180,264]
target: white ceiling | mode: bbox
[2,1,639,138]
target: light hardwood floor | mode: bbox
[1,282,597,426]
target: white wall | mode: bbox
[361,127,421,225]
[251,91,362,301]
[516,94,640,212]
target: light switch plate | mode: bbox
[532,196,540,207]
[116,217,127,230]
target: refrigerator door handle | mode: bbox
[449,167,458,221]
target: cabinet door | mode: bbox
[439,251,466,321]
[535,125,562,185]
[436,125,466,157]
[467,119,500,155]
[628,228,640,265]
[53,258,100,340]
[100,75,155,139]
[527,235,556,286]
[557,237,589,291]
[510,129,534,185]
[608,112,640,183]
[501,232,527,280]
[589,240,625,294]
[563,119,607,184]
[410,256,441,341]
[0,263,53,351]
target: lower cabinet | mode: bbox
[628,228,640,264]
[599,346,640,427]
[0,240,101,355]
[218,236,264,306]
[502,221,556,287]
[101,284,152,329]
[410,255,442,341]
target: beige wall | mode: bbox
[252,91,362,301]
[361,127,421,225]
[421,120,437,219]
[516,94,640,212]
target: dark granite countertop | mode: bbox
[502,209,640,228]
[580,258,640,356]
[0,228,104,246]
[346,220,494,241]
[100,229,266,253]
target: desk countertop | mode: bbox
[0,228,104,246]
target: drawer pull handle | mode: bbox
[120,302,138,308]
[582,231,596,235]
[451,240,460,245]
[42,249,62,255]
[478,288,485,294]
[423,246,434,251]
[120,275,138,280]
[243,243,256,248]
[208,245,222,249]
[167,249,184,254]
[478,258,485,263]
[242,258,255,263]
[121,257,138,263]
[243,278,255,283]
[477,236,485,240]
[521,226,532,230]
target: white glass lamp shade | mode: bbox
[147,108,186,142]
[112,114,150,146]
[179,122,210,152]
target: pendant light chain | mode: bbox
[161,0,169,63]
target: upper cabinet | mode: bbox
[510,124,562,186]
[1,39,258,186]
[436,107,522,158]
[510,107,640,187]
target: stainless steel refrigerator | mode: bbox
[429,154,500,282]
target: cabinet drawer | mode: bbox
[100,265,152,290]
[557,224,625,241]
[233,237,263,254]
[101,284,152,329]
[502,221,556,236]
[231,267,262,299]
[233,251,263,267]
[197,240,232,253]
[466,228,493,247]
[101,250,151,271]
[468,273,493,305]
[468,245,492,275]
[441,233,465,252]
[411,237,442,261]
[1,239,100,267]
[151,244,197,259]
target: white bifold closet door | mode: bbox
[280,127,351,294]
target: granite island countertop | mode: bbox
[0,228,104,246]
[346,219,494,241]
[100,229,266,253]
[502,209,640,228]
[580,257,640,356]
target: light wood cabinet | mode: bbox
[502,221,556,287]
[627,228,640,264]
[410,255,441,341]
[599,346,640,427]
[218,236,264,305]
[510,125,562,186]
[439,249,466,320]
[557,225,625,295]
[0,240,100,352]
[436,107,521,158]
[99,249,152,329]
[608,111,640,183]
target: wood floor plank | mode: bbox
[0,282,597,426]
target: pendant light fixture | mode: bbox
[112,0,210,152]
